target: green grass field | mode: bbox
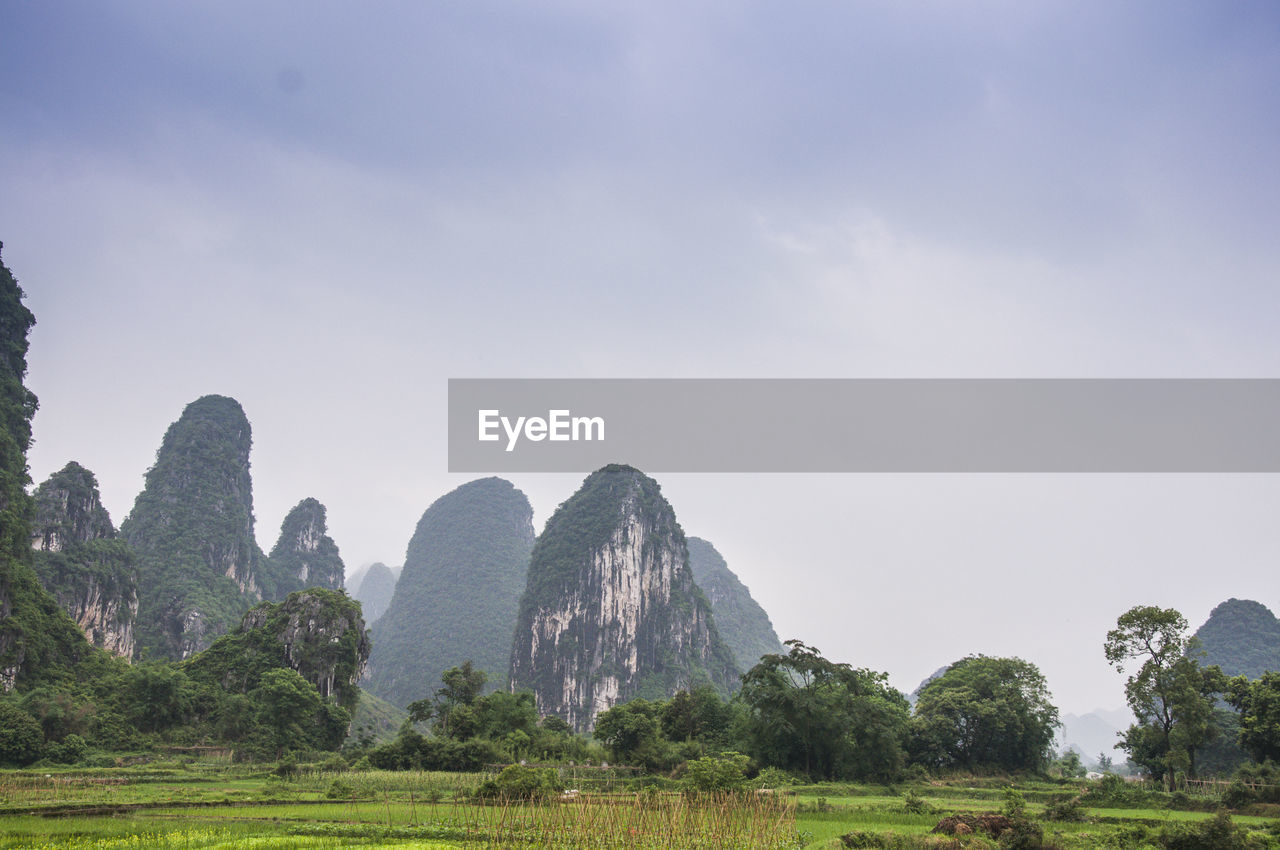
[2,765,1277,849]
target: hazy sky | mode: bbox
[3,2,1279,716]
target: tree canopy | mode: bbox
[910,655,1060,774]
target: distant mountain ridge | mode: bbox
[686,537,783,670]
[366,478,535,706]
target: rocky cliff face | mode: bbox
[0,244,97,690]
[352,562,398,625]
[509,465,737,732]
[1194,598,1280,680]
[366,478,534,706]
[686,536,783,671]
[188,588,370,712]
[121,395,269,660]
[262,498,345,598]
[30,462,138,657]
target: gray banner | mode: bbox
[447,379,1280,472]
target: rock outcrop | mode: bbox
[686,536,783,671]
[187,587,370,712]
[509,464,737,732]
[366,478,534,706]
[0,244,97,690]
[30,462,138,657]
[1194,598,1280,680]
[352,562,398,625]
[262,498,345,598]
[121,395,269,660]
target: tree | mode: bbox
[593,698,668,769]
[251,668,323,756]
[1104,605,1222,789]
[1227,671,1280,764]
[738,640,909,781]
[910,655,1060,774]
[0,702,44,766]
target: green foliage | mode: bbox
[686,536,784,672]
[186,588,369,714]
[1106,605,1224,788]
[121,394,267,661]
[474,763,564,801]
[367,478,534,706]
[683,751,751,792]
[1193,599,1280,681]
[738,640,910,782]
[0,248,105,689]
[0,700,44,765]
[1156,811,1268,850]
[910,655,1060,774]
[594,697,670,770]
[1228,672,1280,764]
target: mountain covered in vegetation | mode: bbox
[30,462,138,657]
[1193,598,1280,679]
[187,587,370,714]
[366,478,534,706]
[686,537,783,670]
[121,395,271,661]
[0,245,102,691]
[509,465,737,732]
[262,498,345,598]
[351,562,398,625]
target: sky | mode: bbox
[2,1,1279,717]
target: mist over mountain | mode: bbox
[686,536,783,671]
[509,465,737,732]
[366,478,535,706]
[351,562,398,626]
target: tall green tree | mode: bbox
[1227,671,1280,764]
[738,640,909,781]
[910,655,1060,773]
[1104,605,1222,788]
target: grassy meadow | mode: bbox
[2,762,1278,849]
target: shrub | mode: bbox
[325,779,354,799]
[273,755,299,779]
[0,702,44,766]
[683,752,750,793]
[45,733,88,764]
[474,764,563,801]
[1156,811,1267,849]
[902,790,935,814]
[1043,795,1086,822]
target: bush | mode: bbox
[683,752,750,793]
[273,755,299,779]
[1043,795,1086,822]
[0,702,44,766]
[474,764,563,801]
[901,790,935,814]
[1156,811,1267,849]
[45,733,88,764]
[325,779,354,799]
